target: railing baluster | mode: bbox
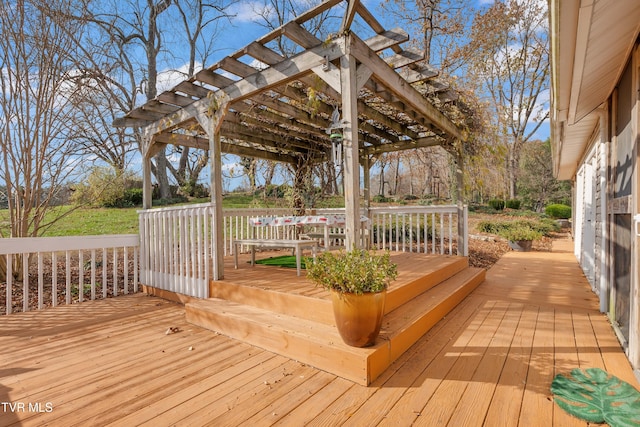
[124,247,129,295]
[38,252,44,310]
[448,212,453,254]
[440,214,445,254]
[6,254,12,314]
[52,252,57,307]
[113,248,119,296]
[103,248,108,298]
[65,251,71,305]
[78,250,84,303]
[91,250,96,300]
[23,253,29,312]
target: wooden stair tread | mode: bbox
[187,298,367,354]
[384,267,485,328]
[186,298,375,384]
[210,255,470,324]
[188,265,485,385]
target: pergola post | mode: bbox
[210,131,224,280]
[455,142,467,256]
[140,133,162,210]
[142,152,153,210]
[341,39,361,250]
[195,94,230,281]
[363,154,372,216]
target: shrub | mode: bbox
[403,194,419,201]
[488,199,505,210]
[72,167,142,208]
[477,219,555,239]
[373,194,391,203]
[545,204,572,219]
[476,220,510,235]
[505,199,521,209]
[498,225,543,241]
[122,188,143,206]
[305,248,397,294]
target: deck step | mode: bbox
[209,255,469,326]
[187,265,485,385]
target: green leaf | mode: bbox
[551,368,640,426]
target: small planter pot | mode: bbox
[330,289,386,347]
[508,239,533,252]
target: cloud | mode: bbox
[228,1,272,23]
[157,62,204,93]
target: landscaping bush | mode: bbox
[513,219,559,235]
[72,167,142,208]
[498,225,543,242]
[545,204,572,219]
[505,199,521,209]
[260,184,289,198]
[488,199,505,210]
[373,194,391,203]
[122,188,143,206]
[476,220,510,235]
[477,218,558,239]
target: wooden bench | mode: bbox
[233,239,318,276]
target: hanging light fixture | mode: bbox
[327,106,344,167]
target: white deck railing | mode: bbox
[138,204,468,299]
[0,205,467,314]
[222,205,467,255]
[1,234,139,315]
[138,204,214,299]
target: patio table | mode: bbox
[249,214,369,249]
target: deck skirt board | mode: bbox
[189,253,485,385]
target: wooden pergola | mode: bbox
[115,0,469,280]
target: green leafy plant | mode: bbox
[545,203,572,219]
[488,199,505,210]
[477,220,510,235]
[497,225,543,241]
[505,199,521,209]
[551,368,640,425]
[305,247,398,294]
[372,194,391,203]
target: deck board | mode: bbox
[1,237,637,426]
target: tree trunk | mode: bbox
[154,150,172,199]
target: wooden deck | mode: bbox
[1,237,637,426]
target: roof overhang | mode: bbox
[550,0,640,180]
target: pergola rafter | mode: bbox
[115,0,471,280]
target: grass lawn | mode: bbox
[1,193,346,237]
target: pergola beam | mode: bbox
[348,34,467,142]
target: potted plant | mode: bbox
[498,225,543,252]
[305,247,398,347]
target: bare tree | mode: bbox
[169,0,232,196]
[0,0,88,278]
[65,0,231,200]
[40,1,144,175]
[248,0,338,209]
[463,0,549,199]
[381,0,471,71]
[0,1,85,237]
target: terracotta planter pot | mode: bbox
[329,289,386,347]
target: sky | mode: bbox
[151,0,550,191]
